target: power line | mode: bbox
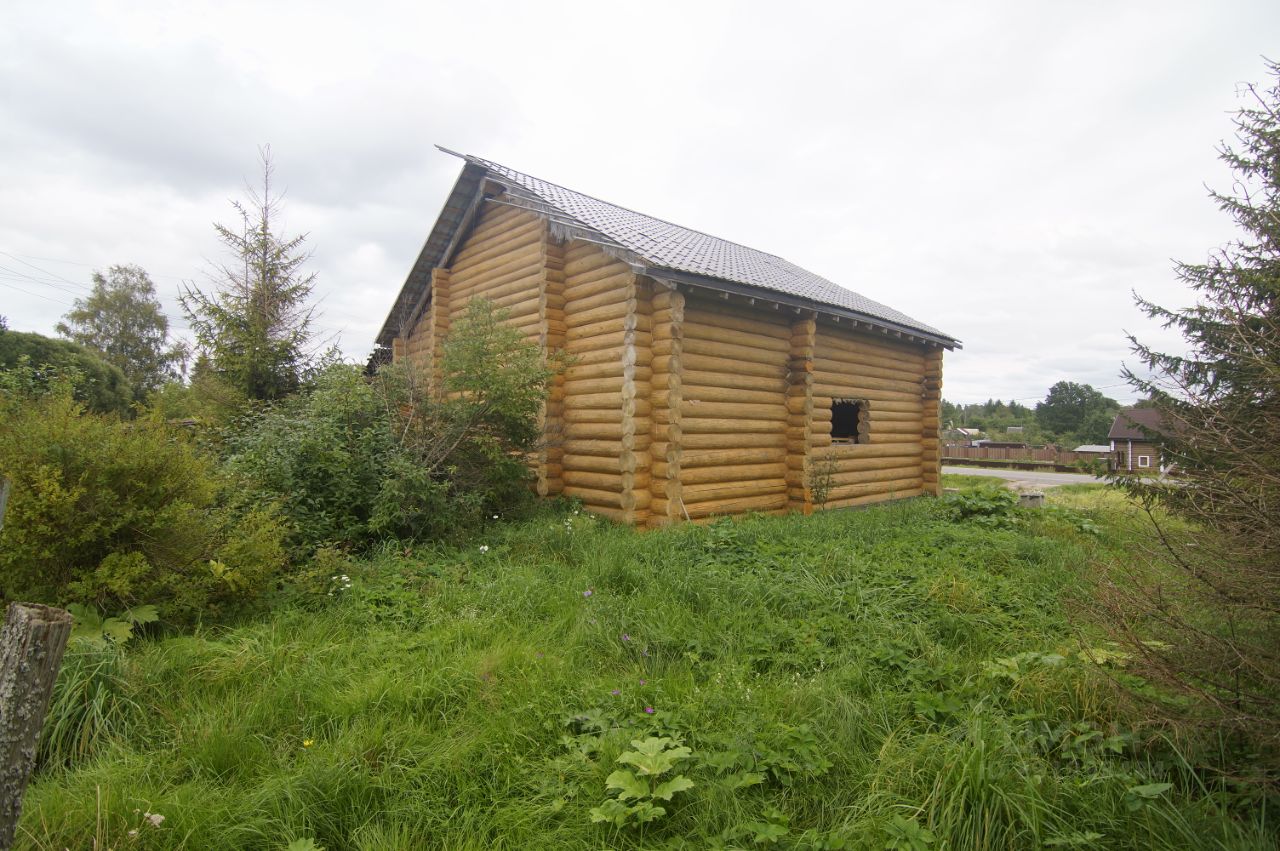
[0,279,75,306]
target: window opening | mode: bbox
[831,399,868,444]
[1137,455,1151,468]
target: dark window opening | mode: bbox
[831,399,867,444]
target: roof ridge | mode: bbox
[465,154,791,264]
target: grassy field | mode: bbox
[16,486,1273,849]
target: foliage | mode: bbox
[181,147,316,402]
[66,603,159,647]
[37,641,138,770]
[1115,59,1280,764]
[0,383,289,623]
[590,736,695,828]
[55,264,185,398]
[941,485,1018,527]
[0,328,132,414]
[226,299,559,553]
[1035,380,1120,444]
[14,492,1274,848]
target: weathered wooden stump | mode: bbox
[0,603,72,850]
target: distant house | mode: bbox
[1108,408,1165,472]
[375,151,960,525]
[973,440,1029,449]
[1073,444,1112,455]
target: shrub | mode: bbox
[226,299,560,552]
[0,383,289,623]
[0,328,133,414]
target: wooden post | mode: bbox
[787,318,816,513]
[922,347,944,496]
[0,603,72,848]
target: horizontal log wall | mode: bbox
[811,319,930,508]
[447,203,547,340]
[653,294,791,520]
[559,240,638,521]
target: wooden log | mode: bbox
[681,368,784,393]
[677,400,787,421]
[828,476,923,501]
[681,431,787,449]
[828,442,923,459]
[824,488,923,510]
[812,382,920,403]
[680,417,785,435]
[813,396,921,414]
[814,350,926,380]
[564,246,623,279]
[450,220,543,271]
[827,466,920,487]
[652,491,789,519]
[563,270,634,303]
[563,439,626,457]
[812,370,922,396]
[562,485,625,509]
[0,603,72,848]
[817,327,927,364]
[564,454,624,474]
[563,470,626,491]
[832,454,922,473]
[653,335,787,367]
[564,285,629,315]
[562,407,625,424]
[681,351,786,379]
[683,307,792,343]
[677,384,790,406]
[565,422,627,440]
[669,462,789,485]
[450,243,544,289]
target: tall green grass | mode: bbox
[16,497,1273,849]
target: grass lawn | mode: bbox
[16,492,1272,849]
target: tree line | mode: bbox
[942,380,1126,447]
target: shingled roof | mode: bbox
[1108,407,1166,441]
[376,150,960,349]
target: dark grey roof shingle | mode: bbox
[466,155,956,344]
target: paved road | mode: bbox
[942,465,1104,489]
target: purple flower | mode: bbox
[582,589,593,598]
[611,689,621,696]
[644,706,655,714]
[639,679,647,686]
[621,634,631,642]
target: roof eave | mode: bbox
[641,266,962,350]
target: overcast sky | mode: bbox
[1,1,1275,405]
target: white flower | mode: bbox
[479,545,490,553]
[492,514,499,520]
[128,829,139,838]
[144,812,165,827]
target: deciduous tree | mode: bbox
[55,264,183,397]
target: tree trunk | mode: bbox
[0,603,72,849]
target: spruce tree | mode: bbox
[181,146,316,402]
[1117,60,1280,760]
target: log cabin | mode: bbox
[374,149,961,526]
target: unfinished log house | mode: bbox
[375,150,961,526]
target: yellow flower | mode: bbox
[303,739,314,748]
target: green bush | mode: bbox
[225,299,560,552]
[0,384,289,623]
[0,328,133,414]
